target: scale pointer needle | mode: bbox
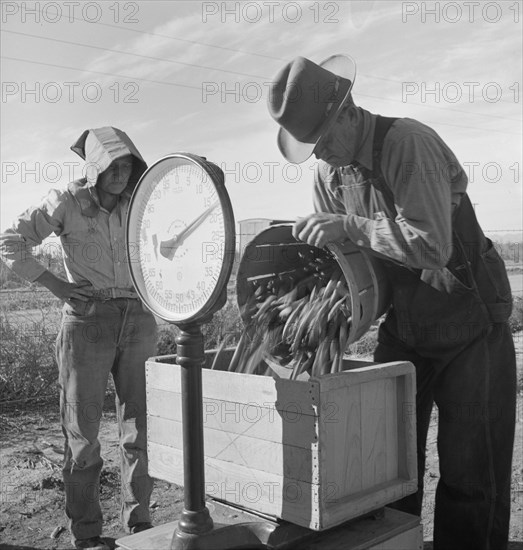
[152,234,159,260]
[160,201,219,261]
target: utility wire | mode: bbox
[355,92,521,125]
[403,119,521,136]
[3,30,268,81]
[12,6,512,91]
[29,6,288,62]
[2,55,521,135]
[1,56,202,91]
[4,29,519,124]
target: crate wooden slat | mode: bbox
[146,355,417,531]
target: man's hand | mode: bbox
[35,271,93,305]
[293,213,347,248]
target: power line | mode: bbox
[2,55,521,136]
[4,29,519,125]
[388,117,521,136]
[0,56,202,91]
[3,29,268,81]
[29,6,288,62]
[25,2,508,93]
[6,5,519,115]
[355,92,519,123]
[27,6,509,98]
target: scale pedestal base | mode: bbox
[163,520,314,550]
[116,507,422,550]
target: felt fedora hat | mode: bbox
[267,55,356,164]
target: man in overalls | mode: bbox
[267,56,516,550]
[1,127,156,550]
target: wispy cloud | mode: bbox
[1,1,521,230]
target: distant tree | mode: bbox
[492,240,521,263]
[0,260,26,289]
[1,239,67,289]
[35,242,67,279]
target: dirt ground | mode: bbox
[1,342,522,550]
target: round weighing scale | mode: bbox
[127,152,235,324]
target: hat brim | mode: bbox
[277,54,356,164]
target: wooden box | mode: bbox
[146,351,417,531]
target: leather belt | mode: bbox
[90,288,139,301]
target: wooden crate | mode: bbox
[146,351,417,531]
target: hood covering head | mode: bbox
[68,127,147,216]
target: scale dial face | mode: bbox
[127,154,235,323]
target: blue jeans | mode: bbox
[56,298,157,540]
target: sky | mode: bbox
[1,0,522,235]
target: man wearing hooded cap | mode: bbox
[0,127,156,550]
[267,57,516,550]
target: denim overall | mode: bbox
[323,117,517,550]
[56,298,157,540]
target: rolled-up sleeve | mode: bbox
[0,189,66,281]
[376,132,462,268]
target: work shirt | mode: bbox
[0,185,133,289]
[313,108,469,270]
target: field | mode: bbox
[0,286,522,549]
[508,269,523,296]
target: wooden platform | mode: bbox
[116,506,422,550]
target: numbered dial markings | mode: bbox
[130,159,227,321]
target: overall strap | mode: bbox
[370,115,398,211]
[373,115,398,167]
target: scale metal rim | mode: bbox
[126,152,236,325]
